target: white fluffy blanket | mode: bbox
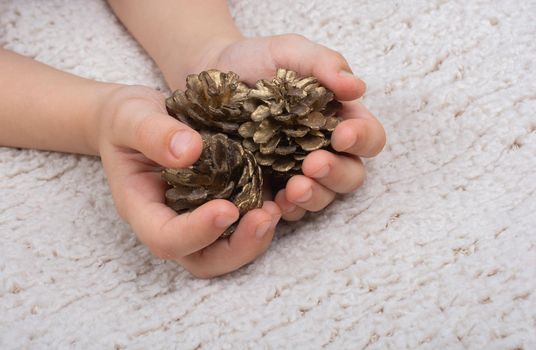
[1,0,535,348]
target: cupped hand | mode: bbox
[97,85,281,278]
[191,34,386,221]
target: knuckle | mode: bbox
[103,85,165,137]
[331,50,347,64]
[133,114,155,145]
[270,34,310,59]
[319,46,348,68]
[134,113,176,153]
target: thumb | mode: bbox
[111,88,203,168]
[130,113,203,168]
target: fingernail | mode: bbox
[214,214,237,228]
[256,221,272,238]
[270,214,281,229]
[311,165,330,179]
[339,69,354,77]
[170,130,193,159]
[294,188,312,203]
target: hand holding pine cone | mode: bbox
[163,68,342,236]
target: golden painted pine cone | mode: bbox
[238,68,342,181]
[161,133,263,237]
[165,70,255,135]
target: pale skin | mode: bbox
[0,0,385,278]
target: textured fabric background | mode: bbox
[1,0,535,348]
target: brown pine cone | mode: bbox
[238,68,342,182]
[161,132,263,237]
[165,70,255,134]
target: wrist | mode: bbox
[86,82,125,156]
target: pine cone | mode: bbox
[238,68,342,181]
[165,70,255,134]
[162,133,263,237]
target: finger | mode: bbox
[275,189,307,221]
[129,196,240,260]
[338,99,379,121]
[302,150,366,193]
[267,34,366,101]
[285,175,336,212]
[331,102,386,157]
[109,89,203,168]
[179,202,281,278]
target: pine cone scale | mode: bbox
[282,126,309,138]
[295,134,327,151]
[297,111,326,129]
[272,158,295,172]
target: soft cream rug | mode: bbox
[1,0,535,348]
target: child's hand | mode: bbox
[190,34,386,221]
[97,86,281,278]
